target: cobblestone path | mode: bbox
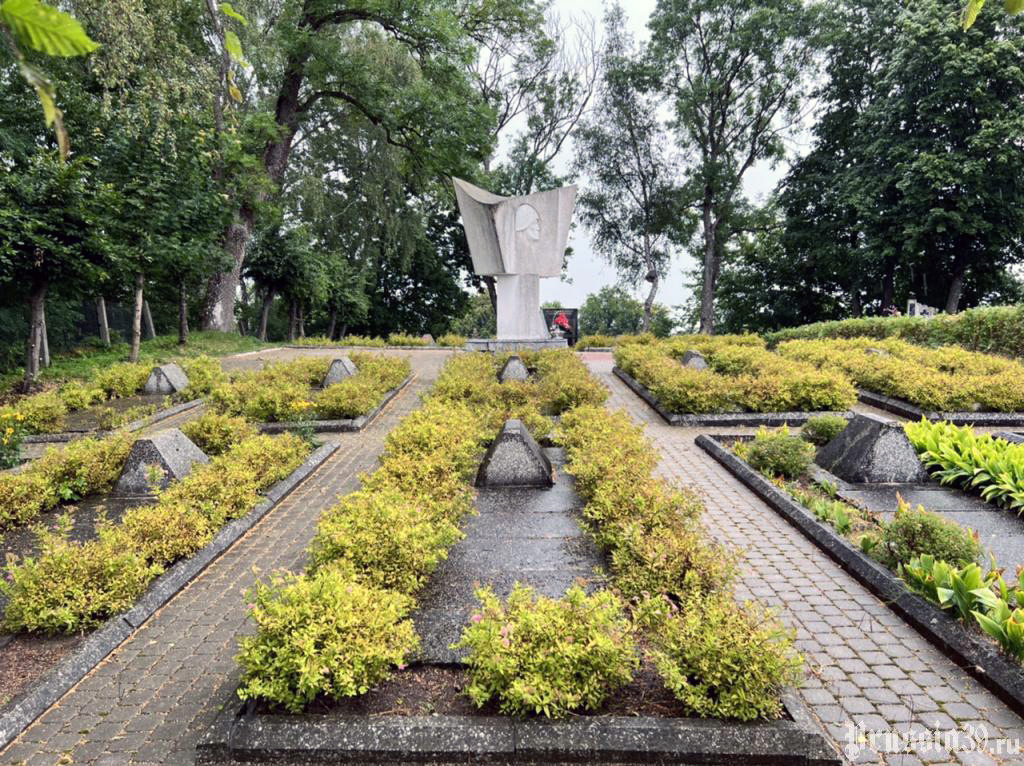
[0,349,455,766]
[582,352,1024,765]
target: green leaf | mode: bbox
[963,0,985,28]
[1007,0,1024,13]
[224,29,244,64]
[0,0,99,56]
[220,2,248,26]
[17,60,69,159]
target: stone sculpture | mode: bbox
[452,178,576,343]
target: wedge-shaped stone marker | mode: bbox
[816,413,930,484]
[498,355,530,383]
[112,428,209,497]
[143,363,190,395]
[680,350,708,370]
[476,419,553,487]
[322,356,358,387]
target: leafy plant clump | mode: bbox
[741,426,814,480]
[801,414,849,446]
[454,584,638,717]
[639,594,802,721]
[181,412,257,456]
[875,499,980,570]
[236,568,419,713]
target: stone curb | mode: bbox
[0,442,339,752]
[196,686,839,765]
[21,397,204,445]
[613,366,853,427]
[256,375,412,434]
[696,433,1024,719]
[858,389,1024,426]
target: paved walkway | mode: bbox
[582,352,1024,765]
[0,349,455,766]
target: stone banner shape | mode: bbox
[476,419,553,488]
[112,428,209,497]
[322,357,358,387]
[816,413,931,484]
[143,363,190,395]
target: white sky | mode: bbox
[526,0,789,312]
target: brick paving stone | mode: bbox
[581,354,1024,766]
[0,350,454,765]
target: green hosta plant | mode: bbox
[974,599,1024,660]
[454,584,638,717]
[899,555,1000,621]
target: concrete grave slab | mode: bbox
[816,412,931,483]
[475,419,553,487]
[112,428,209,497]
[143,363,189,395]
[498,355,530,382]
[681,350,708,370]
[322,356,358,387]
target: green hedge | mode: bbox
[765,305,1024,358]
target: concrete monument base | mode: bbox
[465,338,568,352]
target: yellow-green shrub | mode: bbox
[387,333,429,346]
[1,520,161,634]
[58,381,105,411]
[575,334,617,350]
[236,568,419,713]
[181,412,257,456]
[0,473,54,527]
[436,333,466,347]
[340,335,386,347]
[778,337,1024,412]
[93,363,150,399]
[640,593,802,721]
[0,390,67,434]
[454,584,638,717]
[180,355,228,398]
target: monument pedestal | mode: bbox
[465,338,568,352]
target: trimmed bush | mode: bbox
[640,593,802,721]
[387,333,429,346]
[742,427,814,479]
[93,363,150,399]
[236,568,419,713]
[876,499,980,570]
[436,334,466,347]
[181,412,257,456]
[0,390,67,434]
[180,355,228,398]
[454,584,638,717]
[801,414,849,446]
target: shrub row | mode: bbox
[1,356,227,434]
[209,354,410,423]
[765,305,1024,358]
[293,334,466,348]
[0,432,135,530]
[1,433,310,634]
[732,427,1024,663]
[615,338,856,414]
[777,337,1024,412]
[560,406,802,721]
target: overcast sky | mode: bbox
[520,0,789,313]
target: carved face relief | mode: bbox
[515,203,541,241]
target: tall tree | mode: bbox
[574,4,680,333]
[649,0,817,334]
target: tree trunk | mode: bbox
[258,288,275,342]
[339,323,348,341]
[851,290,863,318]
[143,300,156,340]
[238,278,250,336]
[202,211,252,332]
[23,281,46,390]
[96,296,111,346]
[641,235,658,334]
[130,272,144,363]
[881,257,896,313]
[698,196,718,335]
[287,300,297,342]
[297,302,305,339]
[945,252,969,314]
[327,306,337,340]
[178,282,190,347]
[40,304,50,368]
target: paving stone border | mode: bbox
[196,688,839,765]
[0,441,339,753]
[257,375,412,434]
[613,366,854,427]
[857,388,1024,426]
[696,432,1024,719]
[21,397,204,444]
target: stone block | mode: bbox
[498,355,530,383]
[816,413,931,483]
[475,419,553,487]
[143,363,189,395]
[681,350,708,370]
[421,334,434,344]
[112,428,209,497]
[322,357,358,387]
